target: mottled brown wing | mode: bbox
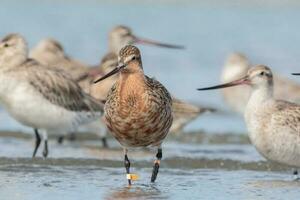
[145,76,172,105]
[23,60,103,113]
[104,82,118,110]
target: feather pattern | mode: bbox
[7,59,103,114]
[104,74,173,147]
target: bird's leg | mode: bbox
[58,132,76,144]
[57,136,64,144]
[42,131,49,158]
[293,169,299,180]
[293,169,298,175]
[101,137,108,148]
[124,148,131,185]
[43,140,48,158]
[100,119,108,148]
[151,147,162,183]
[69,132,76,141]
[32,129,41,158]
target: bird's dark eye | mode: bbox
[132,56,136,60]
[3,43,9,48]
[260,72,265,76]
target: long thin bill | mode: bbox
[94,65,124,84]
[197,76,249,91]
[292,73,300,75]
[134,36,185,49]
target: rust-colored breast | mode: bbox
[104,75,173,147]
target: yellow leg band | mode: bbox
[126,173,139,181]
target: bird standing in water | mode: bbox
[0,33,103,158]
[94,45,173,185]
[198,65,300,174]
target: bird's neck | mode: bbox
[117,70,147,108]
[244,85,274,153]
[246,85,274,114]
[119,71,146,93]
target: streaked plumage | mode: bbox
[105,75,173,147]
[82,55,214,134]
[0,33,103,157]
[95,45,172,184]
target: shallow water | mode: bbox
[0,0,300,199]
[0,134,299,199]
[1,166,300,200]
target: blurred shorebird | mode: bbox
[0,34,103,158]
[79,25,214,134]
[81,52,119,100]
[221,53,300,114]
[94,45,173,185]
[30,38,107,146]
[170,98,215,133]
[30,38,89,80]
[199,65,300,173]
[108,25,184,54]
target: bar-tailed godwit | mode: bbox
[0,33,103,157]
[198,65,300,172]
[94,45,173,185]
[85,65,214,135]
